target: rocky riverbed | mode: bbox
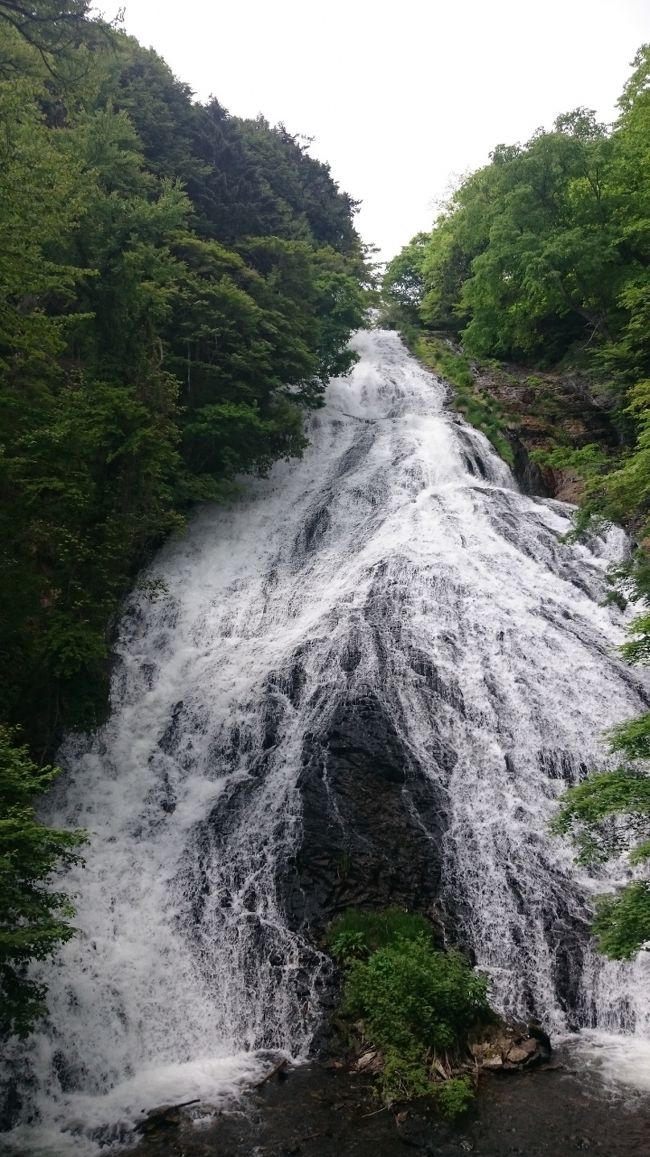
[129,1045,650,1157]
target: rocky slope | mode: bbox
[465,358,619,503]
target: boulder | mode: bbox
[506,1039,539,1065]
[471,1023,551,1073]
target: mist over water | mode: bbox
[3,329,650,1153]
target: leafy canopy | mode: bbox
[0,14,368,753]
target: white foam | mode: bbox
[2,1054,267,1155]
[572,1028,650,1093]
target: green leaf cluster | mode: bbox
[392,101,632,366]
[327,906,433,958]
[591,883,650,961]
[551,769,650,866]
[433,1076,475,1118]
[343,939,489,1058]
[552,679,650,960]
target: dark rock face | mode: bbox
[508,435,553,497]
[0,1069,22,1134]
[283,692,448,936]
[273,688,591,1029]
[549,913,590,1028]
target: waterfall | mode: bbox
[3,328,650,1152]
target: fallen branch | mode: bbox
[134,1099,201,1133]
[253,1058,289,1087]
[138,1098,201,1115]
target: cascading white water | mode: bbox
[4,328,650,1152]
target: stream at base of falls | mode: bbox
[2,329,650,1154]
[127,1050,650,1157]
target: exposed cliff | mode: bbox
[468,358,619,502]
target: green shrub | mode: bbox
[344,938,489,1056]
[329,929,367,965]
[329,911,491,1109]
[414,336,474,391]
[435,1076,475,1118]
[382,1043,433,1101]
[592,883,650,960]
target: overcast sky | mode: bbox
[120,0,648,261]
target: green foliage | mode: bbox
[0,2,93,56]
[434,1076,475,1119]
[0,727,86,1036]
[327,907,432,958]
[552,721,650,959]
[0,16,367,753]
[592,883,650,960]
[382,232,430,323]
[414,336,474,390]
[343,939,489,1059]
[414,108,624,365]
[620,614,650,667]
[329,929,367,965]
[330,911,489,1109]
[383,45,650,525]
[381,1043,433,1102]
[551,770,650,866]
[609,713,650,762]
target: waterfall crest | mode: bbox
[4,329,649,1152]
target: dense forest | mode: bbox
[384,46,650,962]
[0,3,369,1035]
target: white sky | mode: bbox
[119,0,649,261]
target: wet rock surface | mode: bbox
[130,1054,650,1157]
[284,692,448,935]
